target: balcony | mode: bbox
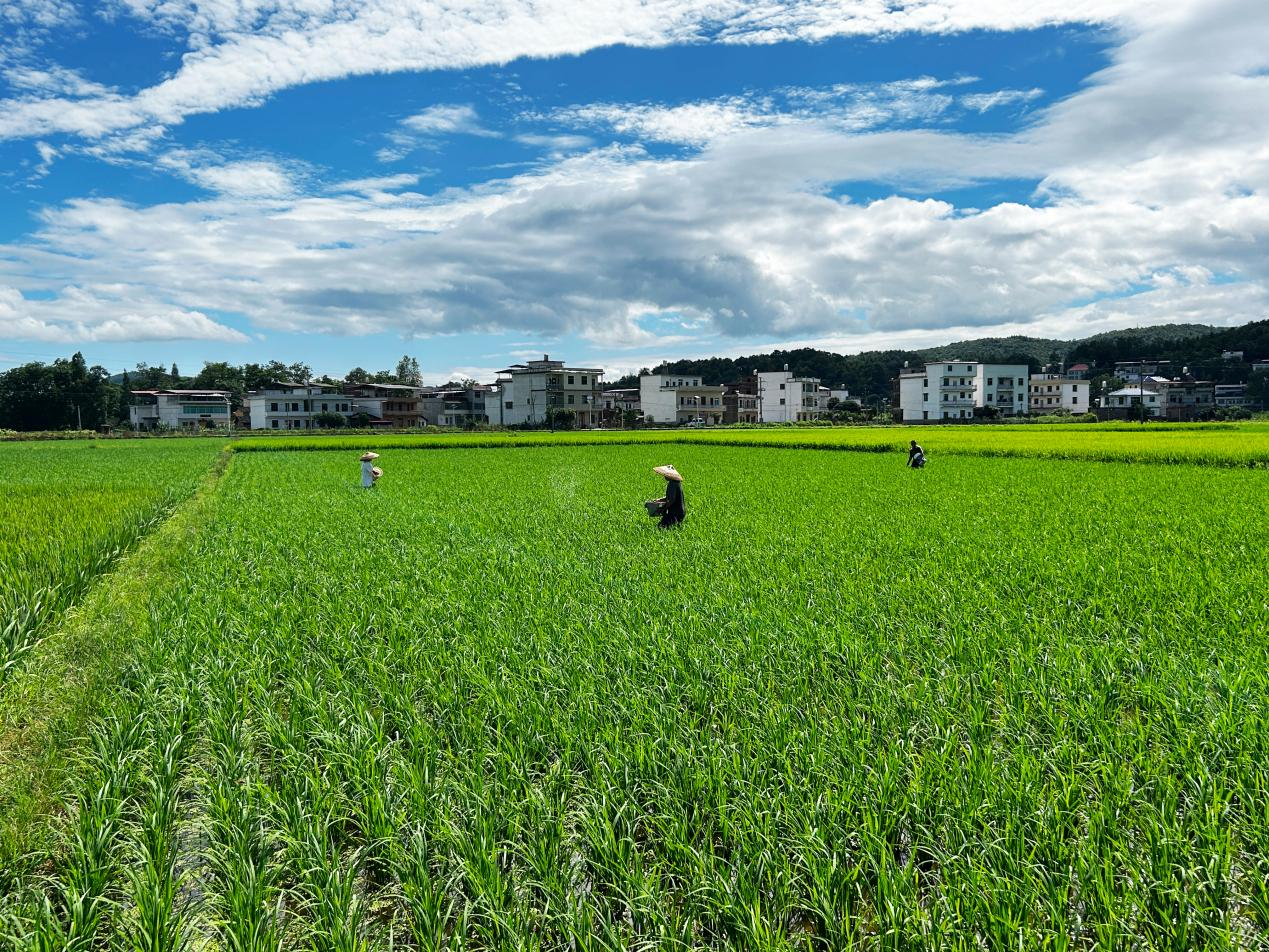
[940,397,976,407]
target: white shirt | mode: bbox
[361,461,375,487]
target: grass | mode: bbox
[3,444,1267,949]
[232,420,1269,467]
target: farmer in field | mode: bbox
[360,451,382,488]
[908,440,926,468]
[652,464,686,528]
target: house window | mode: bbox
[567,394,575,405]
[505,401,513,410]
[568,375,575,384]
[987,378,993,385]
[779,383,785,390]
[923,393,928,402]
[779,398,786,405]
[271,419,279,429]
[1072,395,1079,404]
[947,365,953,372]
[322,403,328,411]
[581,375,588,384]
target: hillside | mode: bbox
[608,320,1269,400]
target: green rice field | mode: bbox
[236,420,1269,468]
[1,432,1267,949]
[0,439,223,683]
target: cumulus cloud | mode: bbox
[0,0,1138,143]
[1,0,1267,350]
[157,149,298,197]
[0,284,250,343]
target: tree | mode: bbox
[1247,371,1269,409]
[346,367,369,384]
[313,411,347,428]
[394,355,422,386]
[348,410,372,428]
[170,362,181,381]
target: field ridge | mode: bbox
[0,448,234,889]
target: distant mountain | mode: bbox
[609,319,1269,400]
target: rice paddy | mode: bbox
[0,439,223,683]
[2,437,1266,949]
[236,420,1269,468]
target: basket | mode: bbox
[644,499,666,517]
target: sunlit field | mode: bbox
[235,420,1269,468]
[4,443,1266,949]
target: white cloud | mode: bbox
[1,0,1267,350]
[401,104,497,138]
[0,284,249,343]
[545,78,1035,148]
[960,88,1044,113]
[157,149,297,197]
[0,0,1140,143]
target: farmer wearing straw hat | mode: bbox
[360,452,382,488]
[651,464,686,528]
[908,440,926,469]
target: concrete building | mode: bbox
[897,361,1029,421]
[1215,383,1248,408]
[640,373,726,425]
[419,384,492,427]
[344,382,425,428]
[1106,386,1163,417]
[1157,378,1215,420]
[596,388,641,425]
[1029,374,1090,414]
[723,387,759,424]
[756,369,824,422]
[248,382,350,430]
[129,389,233,430]
[1115,359,1172,379]
[490,355,604,427]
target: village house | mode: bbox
[129,389,233,431]
[640,373,726,425]
[756,368,825,422]
[488,355,604,427]
[897,361,1029,421]
[1029,374,1089,414]
[343,382,425,428]
[248,381,350,430]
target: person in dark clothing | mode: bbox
[908,440,926,468]
[652,465,686,528]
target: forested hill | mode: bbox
[607,320,1269,400]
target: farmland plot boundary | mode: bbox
[0,448,233,885]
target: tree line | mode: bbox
[0,354,430,432]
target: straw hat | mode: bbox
[360,452,380,462]
[653,464,682,481]
[371,466,383,478]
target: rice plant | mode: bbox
[3,442,1267,949]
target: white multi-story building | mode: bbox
[489,355,604,427]
[639,373,726,425]
[129,389,233,430]
[249,382,351,430]
[756,369,824,422]
[1029,374,1089,414]
[1106,386,1163,417]
[897,361,1029,421]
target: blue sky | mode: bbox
[1,0,1267,383]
